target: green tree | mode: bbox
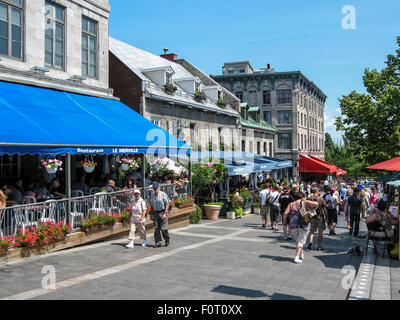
[336,36,400,165]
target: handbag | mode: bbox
[299,201,317,225]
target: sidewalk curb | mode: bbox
[348,249,376,300]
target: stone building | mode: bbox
[0,0,112,179]
[109,38,242,153]
[211,61,327,181]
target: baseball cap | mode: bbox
[330,187,336,192]
[153,182,160,189]
[134,189,141,194]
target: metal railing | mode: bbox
[0,183,191,237]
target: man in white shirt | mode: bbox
[259,182,272,228]
[268,187,281,231]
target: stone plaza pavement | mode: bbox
[0,212,395,300]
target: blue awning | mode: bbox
[182,151,292,176]
[0,81,191,156]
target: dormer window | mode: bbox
[166,72,172,84]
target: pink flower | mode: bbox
[213,180,217,184]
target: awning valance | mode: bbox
[0,81,191,156]
[299,155,336,173]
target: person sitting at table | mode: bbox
[73,176,90,195]
[1,182,23,206]
[179,173,189,184]
[174,175,183,188]
[0,190,7,209]
[121,177,137,191]
[15,178,24,195]
[24,183,36,202]
[34,181,48,200]
[163,175,172,185]
[101,179,118,193]
[365,199,398,254]
[48,178,66,198]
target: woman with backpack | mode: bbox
[283,192,319,264]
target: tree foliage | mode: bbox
[325,133,369,178]
[336,36,400,165]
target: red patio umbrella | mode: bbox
[366,157,400,171]
[336,169,347,176]
[366,156,400,260]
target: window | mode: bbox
[242,140,246,152]
[205,125,211,144]
[82,16,98,78]
[239,69,245,73]
[248,90,257,106]
[166,72,172,84]
[151,118,161,126]
[263,90,271,104]
[269,142,273,157]
[277,111,292,124]
[278,133,292,149]
[45,1,64,69]
[301,135,304,150]
[263,111,271,124]
[277,89,291,104]
[235,91,243,101]
[264,142,267,154]
[257,141,261,154]
[0,154,19,177]
[0,0,23,59]
[301,114,303,126]
[190,123,196,146]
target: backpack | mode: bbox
[288,202,313,230]
[326,194,334,210]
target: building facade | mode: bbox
[109,38,242,154]
[212,61,327,181]
[0,0,112,179]
[0,0,111,98]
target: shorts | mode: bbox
[260,205,271,219]
[328,209,337,225]
[290,228,310,246]
[310,216,326,233]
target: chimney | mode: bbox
[267,63,271,70]
[160,47,178,62]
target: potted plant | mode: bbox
[194,90,206,102]
[164,83,177,94]
[235,207,244,219]
[203,202,224,220]
[217,99,227,109]
[239,188,253,212]
[0,237,11,254]
[81,159,97,174]
[192,159,228,220]
[118,210,131,225]
[41,159,63,174]
[190,205,203,224]
[253,201,260,215]
[118,156,141,178]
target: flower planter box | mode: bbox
[45,167,58,174]
[121,164,129,171]
[0,246,9,254]
[175,199,195,208]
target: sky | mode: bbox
[109,0,400,144]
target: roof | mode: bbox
[248,106,259,112]
[240,115,276,132]
[109,37,239,117]
[0,81,190,155]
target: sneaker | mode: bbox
[126,243,134,249]
[153,243,162,248]
[307,243,312,250]
[262,224,266,228]
[317,247,324,251]
[142,240,147,247]
[165,241,170,247]
[294,256,303,264]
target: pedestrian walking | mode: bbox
[149,182,170,248]
[283,192,319,263]
[324,187,339,235]
[126,189,147,249]
[344,188,353,230]
[347,188,363,237]
[269,186,281,231]
[259,182,271,228]
[369,186,378,209]
[279,186,295,240]
[307,188,328,251]
[360,189,370,219]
